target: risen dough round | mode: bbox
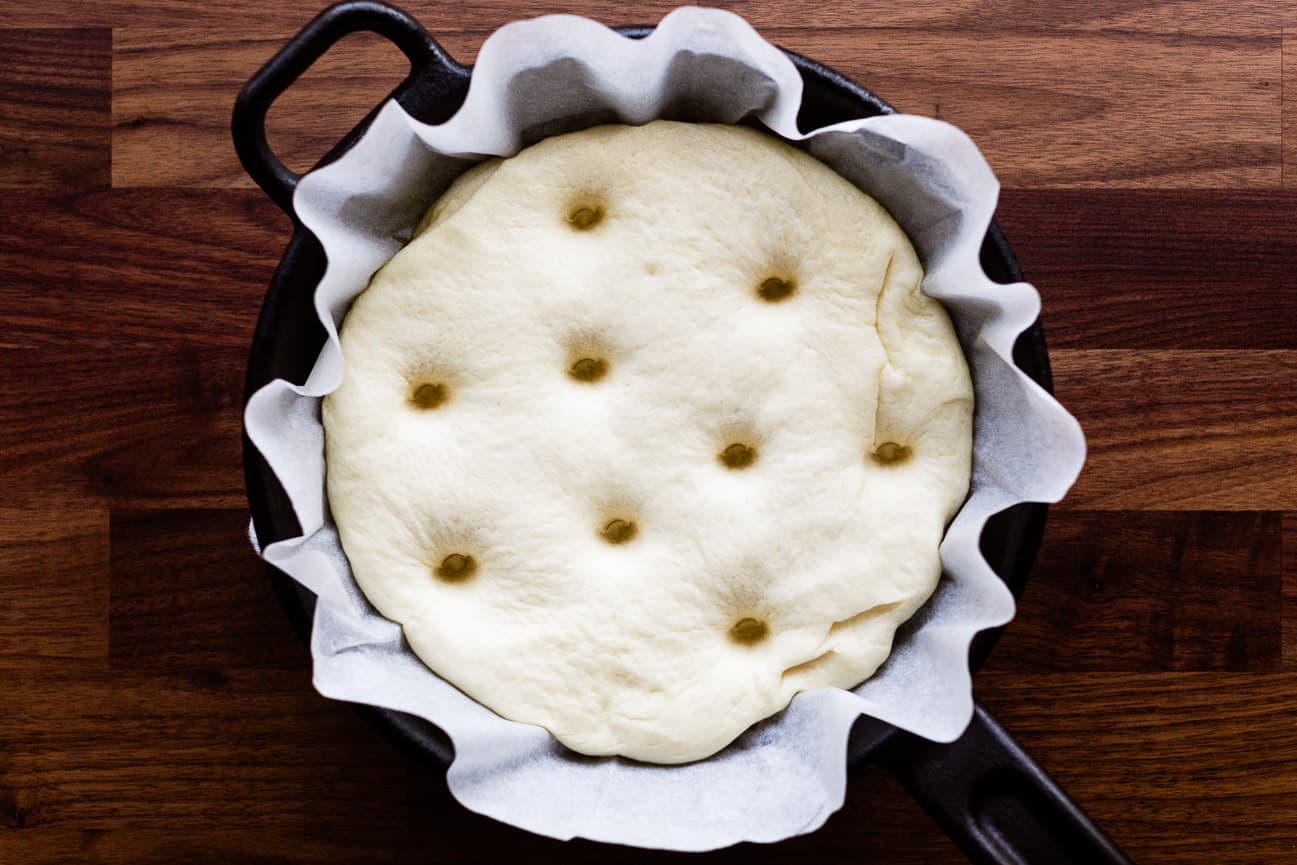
[323,121,973,764]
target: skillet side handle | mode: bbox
[231,0,455,216]
[883,704,1134,865]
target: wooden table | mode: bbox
[2,2,1295,862]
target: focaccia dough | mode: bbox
[323,121,973,764]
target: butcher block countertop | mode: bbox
[1,2,1295,863]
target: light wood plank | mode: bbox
[112,28,417,189]
[112,20,1283,189]
[0,189,282,350]
[0,505,108,660]
[764,27,1282,188]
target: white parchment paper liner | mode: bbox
[244,7,1085,851]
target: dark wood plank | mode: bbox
[0,346,245,509]
[1053,350,1297,510]
[0,189,282,350]
[1,673,1290,863]
[111,17,1282,190]
[0,830,447,865]
[976,672,1297,865]
[0,29,110,189]
[0,774,967,865]
[998,189,1297,349]
[0,504,108,660]
[0,663,412,831]
[1285,28,1295,187]
[1284,512,1296,670]
[986,511,1282,672]
[765,26,1282,188]
[108,509,302,670]
[0,770,966,863]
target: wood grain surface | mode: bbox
[2,2,1295,864]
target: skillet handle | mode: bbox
[883,703,1134,865]
[231,0,464,216]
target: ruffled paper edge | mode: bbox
[244,6,1085,851]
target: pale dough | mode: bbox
[322,121,973,764]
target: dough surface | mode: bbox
[322,121,973,764]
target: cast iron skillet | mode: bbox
[233,4,1131,863]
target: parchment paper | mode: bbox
[243,6,1086,851]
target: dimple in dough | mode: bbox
[322,121,974,764]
